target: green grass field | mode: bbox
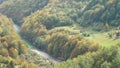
[85,33,120,47]
[71,24,120,47]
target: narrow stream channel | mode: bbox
[13,23,60,64]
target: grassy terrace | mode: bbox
[86,33,120,47]
[71,24,120,47]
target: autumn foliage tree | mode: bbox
[0,14,36,67]
[46,29,100,60]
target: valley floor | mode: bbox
[70,24,120,47]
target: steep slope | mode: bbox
[79,0,120,27]
[0,0,91,25]
[1,0,119,27]
[0,14,35,68]
[0,0,49,25]
[0,14,28,58]
[21,0,91,38]
[21,0,120,37]
[20,0,120,67]
[0,14,52,68]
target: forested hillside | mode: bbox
[20,0,120,68]
[21,0,90,28]
[1,0,119,28]
[0,14,35,68]
[20,0,120,32]
[0,0,49,25]
[0,0,120,68]
[0,14,52,68]
[80,0,120,27]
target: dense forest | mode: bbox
[54,43,120,68]
[0,0,49,25]
[0,0,120,68]
[0,14,37,68]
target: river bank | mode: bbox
[13,24,61,64]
